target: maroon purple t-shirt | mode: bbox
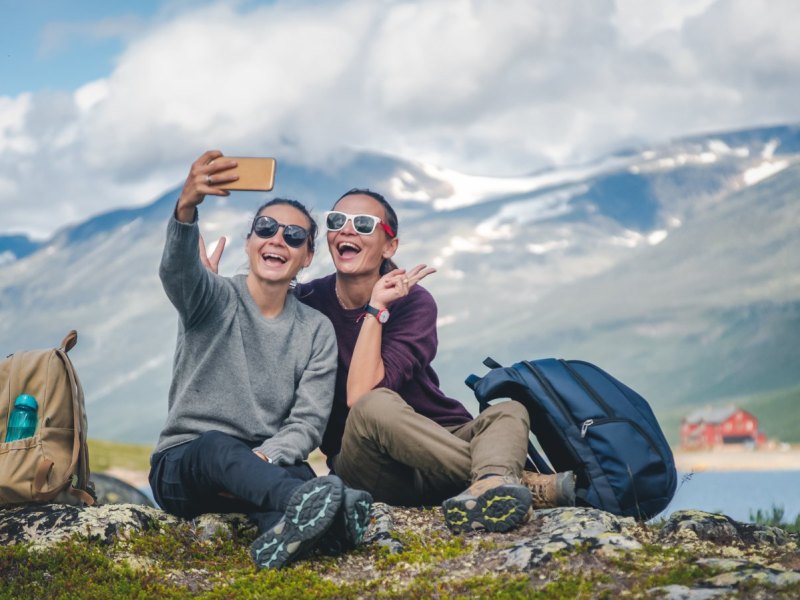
[296,273,472,458]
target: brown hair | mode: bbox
[248,198,317,252]
[333,188,398,275]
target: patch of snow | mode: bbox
[422,157,631,211]
[742,160,788,186]
[762,139,780,159]
[707,139,732,154]
[476,186,584,234]
[388,171,432,202]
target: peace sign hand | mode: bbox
[199,234,227,275]
[369,264,437,309]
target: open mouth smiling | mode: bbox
[337,242,361,258]
[261,252,287,265]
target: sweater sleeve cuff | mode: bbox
[173,200,198,224]
[254,442,289,466]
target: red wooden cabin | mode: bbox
[680,406,766,449]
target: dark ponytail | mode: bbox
[334,188,398,275]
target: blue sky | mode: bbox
[1,0,799,239]
[1,1,161,94]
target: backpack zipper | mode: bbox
[521,360,585,469]
[560,360,665,459]
[580,417,662,456]
[560,360,615,416]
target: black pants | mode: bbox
[149,430,315,532]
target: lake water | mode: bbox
[661,470,800,523]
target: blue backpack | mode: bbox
[466,357,677,520]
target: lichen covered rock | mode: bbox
[0,503,175,549]
[500,506,642,569]
[658,509,791,546]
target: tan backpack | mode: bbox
[0,330,95,507]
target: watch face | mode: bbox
[378,309,390,323]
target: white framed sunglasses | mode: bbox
[323,211,395,237]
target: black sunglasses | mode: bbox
[251,215,310,248]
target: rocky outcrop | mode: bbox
[0,503,176,549]
[1,503,798,597]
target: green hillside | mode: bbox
[736,385,800,444]
[660,384,800,447]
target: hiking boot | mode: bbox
[250,475,343,569]
[317,486,374,556]
[442,475,532,533]
[521,470,576,508]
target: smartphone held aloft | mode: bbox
[214,157,276,191]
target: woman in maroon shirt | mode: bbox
[297,189,578,534]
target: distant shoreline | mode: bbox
[673,445,800,473]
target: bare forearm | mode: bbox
[347,316,385,407]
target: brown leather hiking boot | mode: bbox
[442,475,532,533]
[521,470,576,508]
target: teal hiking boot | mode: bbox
[442,475,532,533]
[318,486,374,556]
[250,475,343,569]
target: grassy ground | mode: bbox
[2,508,799,599]
[87,438,153,473]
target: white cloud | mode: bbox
[1,0,800,238]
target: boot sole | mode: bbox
[442,484,531,533]
[317,488,373,556]
[343,489,373,546]
[250,475,343,569]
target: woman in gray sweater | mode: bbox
[148,151,372,570]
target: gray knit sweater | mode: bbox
[153,215,337,465]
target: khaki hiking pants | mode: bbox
[332,388,530,506]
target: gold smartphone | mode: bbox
[216,157,276,191]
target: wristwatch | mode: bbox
[363,303,390,324]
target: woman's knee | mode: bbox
[482,400,530,428]
[348,388,406,432]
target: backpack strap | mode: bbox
[465,357,504,391]
[32,343,94,505]
[60,330,78,353]
[482,356,503,369]
[526,443,555,475]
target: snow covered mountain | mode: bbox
[1,124,798,444]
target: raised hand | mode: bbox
[199,234,227,275]
[369,264,437,309]
[175,150,239,223]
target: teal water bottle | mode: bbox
[5,394,39,442]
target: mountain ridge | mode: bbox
[1,123,798,445]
